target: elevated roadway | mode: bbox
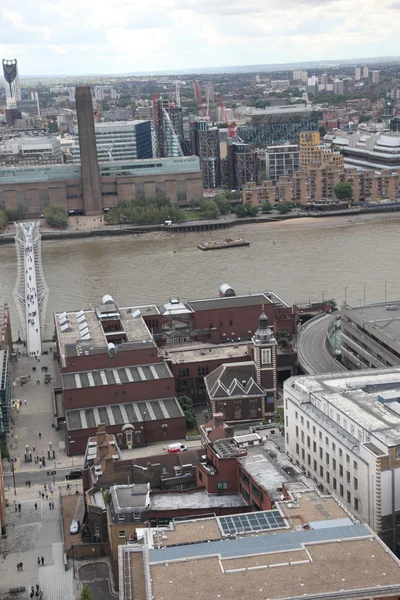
[297,313,347,375]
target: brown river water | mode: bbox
[0,213,399,338]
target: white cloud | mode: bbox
[0,0,399,75]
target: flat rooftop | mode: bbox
[66,397,184,431]
[162,343,249,364]
[286,368,400,448]
[149,491,247,512]
[62,362,172,390]
[345,301,400,348]
[188,291,288,312]
[237,453,286,500]
[111,484,150,512]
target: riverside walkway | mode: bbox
[13,222,48,356]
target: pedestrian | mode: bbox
[38,490,41,497]
[49,501,51,510]
[16,563,19,571]
[41,556,44,565]
[41,493,44,499]
[34,503,37,510]
[39,591,43,600]
[19,562,23,570]
[52,501,55,509]
[14,504,17,512]
[28,480,31,487]
[45,493,48,500]
[30,591,34,599]
[33,445,35,452]
[44,483,47,491]
[24,399,27,405]
[18,503,21,512]
[38,432,41,439]
[37,556,40,565]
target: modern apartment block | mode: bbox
[265,144,299,181]
[341,302,400,370]
[191,120,221,188]
[299,131,344,170]
[243,165,400,206]
[284,368,400,551]
[228,142,258,190]
[71,120,153,163]
[372,70,380,84]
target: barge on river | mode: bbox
[197,238,250,251]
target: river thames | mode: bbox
[1,212,400,338]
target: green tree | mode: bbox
[0,439,10,461]
[318,125,327,138]
[212,194,231,215]
[261,202,272,214]
[6,208,25,222]
[333,182,353,201]
[103,490,111,504]
[80,585,94,600]
[199,198,220,219]
[275,202,291,214]
[178,396,196,429]
[359,113,372,123]
[234,204,247,218]
[44,206,68,229]
[47,121,59,133]
[0,210,7,231]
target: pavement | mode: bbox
[297,314,347,375]
[79,563,117,599]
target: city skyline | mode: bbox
[1,0,400,76]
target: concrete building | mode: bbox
[153,97,185,158]
[119,484,400,600]
[265,143,299,181]
[363,65,369,78]
[341,301,400,370]
[0,156,203,214]
[71,120,152,163]
[325,131,400,170]
[299,131,344,170]
[372,70,380,84]
[0,135,62,166]
[355,67,361,81]
[191,120,221,188]
[292,69,308,83]
[228,142,258,189]
[307,76,319,97]
[271,80,290,89]
[333,79,344,95]
[75,85,103,215]
[284,367,400,551]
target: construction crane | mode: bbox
[216,93,235,137]
[193,79,208,119]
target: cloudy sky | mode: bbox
[0,0,399,76]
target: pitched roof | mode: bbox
[205,362,265,400]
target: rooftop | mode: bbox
[111,483,150,512]
[149,491,247,511]
[66,397,184,431]
[162,343,250,364]
[205,362,265,400]
[62,362,172,390]
[237,453,286,500]
[286,368,400,449]
[345,301,400,348]
[188,291,288,312]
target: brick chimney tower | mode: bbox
[252,311,278,411]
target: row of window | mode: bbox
[295,404,367,444]
[295,427,358,470]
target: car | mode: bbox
[69,519,80,535]
[167,443,187,453]
[65,468,83,480]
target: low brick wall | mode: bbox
[67,542,110,559]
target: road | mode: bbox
[3,466,80,489]
[297,313,347,374]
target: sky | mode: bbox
[1,0,400,76]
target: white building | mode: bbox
[324,131,400,170]
[284,368,400,550]
[355,67,361,81]
[293,69,308,83]
[333,79,344,95]
[372,70,380,84]
[71,120,153,163]
[0,136,62,164]
[265,143,299,181]
[363,65,369,78]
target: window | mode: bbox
[307,436,310,448]
[312,426,316,435]
[396,446,400,459]
[313,441,317,452]
[118,514,125,522]
[218,482,228,490]
[197,366,209,377]
[354,498,359,511]
[135,183,145,199]
[320,466,324,477]
[354,477,358,490]
[351,424,355,435]
[261,348,271,364]
[325,436,329,446]
[332,442,336,452]
[301,416,304,424]
[326,472,330,484]
[296,443,299,455]
[178,368,189,378]
[347,491,351,503]
[301,449,305,460]
[313,460,317,471]
[133,512,140,520]
[229,320,233,326]
[286,433,289,444]
[301,431,304,442]
[296,426,299,438]
[336,413,341,424]
[325,453,330,465]
[286,416,288,427]
[339,465,343,476]
[242,472,250,486]
[319,447,323,459]
[295,411,298,420]
[252,484,260,497]
[339,448,343,458]
[346,470,350,483]
[319,431,322,440]
[119,531,126,538]
[177,180,187,203]
[306,420,310,430]
[94,520,100,538]
[333,477,337,490]
[353,460,358,470]
[234,407,242,420]
[307,454,311,465]
[332,458,336,472]
[340,484,344,497]
[346,454,350,464]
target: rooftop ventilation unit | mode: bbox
[80,327,90,337]
[132,309,141,318]
[58,311,67,321]
[60,322,72,333]
[78,321,87,331]
[77,314,86,324]
[76,310,85,319]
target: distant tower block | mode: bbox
[2,59,21,108]
[75,85,103,215]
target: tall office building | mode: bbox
[372,70,380,84]
[333,79,344,95]
[307,76,319,97]
[266,144,299,181]
[2,59,21,108]
[293,69,308,83]
[191,120,221,188]
[320,73,328,86]
[153,97,185,158]
[204,82,215,103]
[71,121,153,163]
[228,142,258,190]
[354,67,361,81]
[75,85,103,215]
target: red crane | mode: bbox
[193,79,208,119]
[216,92,235,137]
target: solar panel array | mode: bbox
[219,510,286,536]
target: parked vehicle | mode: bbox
[65,468,82,480]
[69,519,80,534]
[167,443,187,453]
